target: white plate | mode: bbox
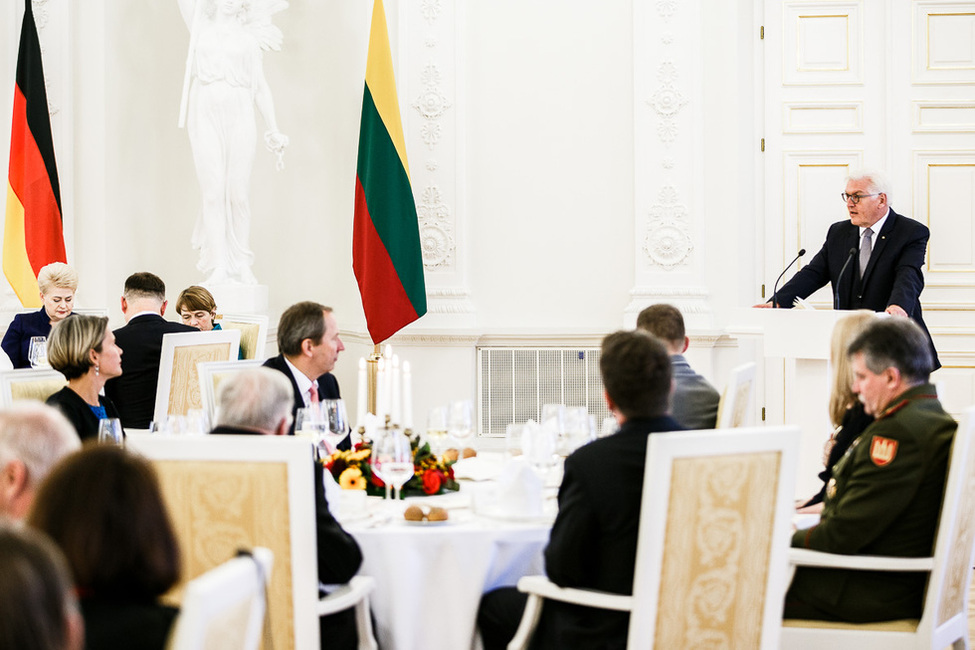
[402,518,452,527]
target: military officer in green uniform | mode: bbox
[784,316,956,622]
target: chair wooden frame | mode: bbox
[127,435,377,650]
[153,330,241,425]
[716,361,756,428]
[509,425,800,649]
[781,405,975,649]
[0,367,67,407]
[196,359,263,422]
[166,546,274,650]
[217,313,269,361]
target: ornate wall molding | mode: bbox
[417,185,455,269]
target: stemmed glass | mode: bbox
[320,399,349,453]
[295,406,327,458]
[426,406,448,454]
[97,418,124,446]
[447,400,474,451]
[373,428,413,504]
[28,336,48,368]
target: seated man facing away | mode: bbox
[478,330,681,649]
[637,303,720,429]
[785,316,956,622]
[103,272,196,429]
[0,402,80,521]
[211,367,363,650]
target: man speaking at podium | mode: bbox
[759,171,939,369]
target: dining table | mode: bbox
[339,457,557,650]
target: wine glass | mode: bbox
[564,406,595,453]
[522,420,557,477]
[374,428,413,503]
[447,399,474,452]
[295,406,327,457]
[426,406,448,454]
[97,418,124,446]
[505,423,524,460]
[321,399,349,453]
[28,336,48,368]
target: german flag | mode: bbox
[353,0,427,344]
[4,0,66,307]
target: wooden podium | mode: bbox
[727,308,854,499]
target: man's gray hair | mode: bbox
[215,367,294,432]
[847,317,933,385]
[847,169,891,201]
[0,402,80,489]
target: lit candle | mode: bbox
[375,358,386,424]
[391,355,401,426]
[356,357,367,424]
[402,360,413,429]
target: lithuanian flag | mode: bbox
[4,0,65,307]
[353,0,427,344]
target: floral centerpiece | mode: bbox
[323,438,459,497]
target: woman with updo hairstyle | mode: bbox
[45,315,123,441]
[0,524,83,650]
[1,262,78,368]
[798,310,877,512]
[27,445,181,650]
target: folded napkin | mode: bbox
[494,457,544,518]
[453,455,504,481]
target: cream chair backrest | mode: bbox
[715,361,756,428]
[628,425,799,649]
[153,330,241,424]
[0,368,67,407]
[217,314,269,361]
[127,435,319,650]
[166,547,274,650]
[197,359,264,422]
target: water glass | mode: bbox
[97,418,124,446]
[321,399,349,452]
[564,406,595,453]
[426,406,448,454]
[28,336,48,368]
[374,428,413,503]
[448,399,474,448]
[522,421,557,475]
[505,423,524,459]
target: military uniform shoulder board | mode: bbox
[870,435,898,467]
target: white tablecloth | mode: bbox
[344,493,551,650]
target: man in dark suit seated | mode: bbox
[211,367,364,650]
[477,330,682,649]
[637,303,720,430]
[103,272,196,429]
[263,301,350,447]
[785,317,956,622]
[758,170,939,369]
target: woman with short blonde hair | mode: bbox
[45,315,123,441]
[1,262,79,369]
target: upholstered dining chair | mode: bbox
[196,359,263,422]
[216,313,269,361]
[780,405,975,649]
[507,425,800,649]
[127,435,378,650]
[716,361,756,428]
[166,547,274,650]
[153,330,240,425]
[0,367,67,407]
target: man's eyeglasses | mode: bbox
[841,192,880,205]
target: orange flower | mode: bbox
[338,467,367,491]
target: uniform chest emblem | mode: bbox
[870,436,898,467]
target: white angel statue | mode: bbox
[176,0,289,285]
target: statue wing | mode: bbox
[244,0,289,52]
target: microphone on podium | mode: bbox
[834,247,858,310]
[770,249,806,307]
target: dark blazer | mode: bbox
[669,354,720,430]
[1,308,53,368]
[103,314,197,429]
[772,209,939,368]
[261,354,349,448]
[81,598,178,650]
[537,415,683,649]
[210,426,362,649]
[46,386,121,442]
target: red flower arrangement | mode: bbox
[323,438,459,497]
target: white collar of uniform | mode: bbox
[284,356,318,406]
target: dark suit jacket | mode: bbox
[81,598,178,650]
[771,209,939,368]
[46,386,121,442]
[103,314,197,429]
[261,354,349,448]
[537,415,683,649]
[1,308,53,368]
